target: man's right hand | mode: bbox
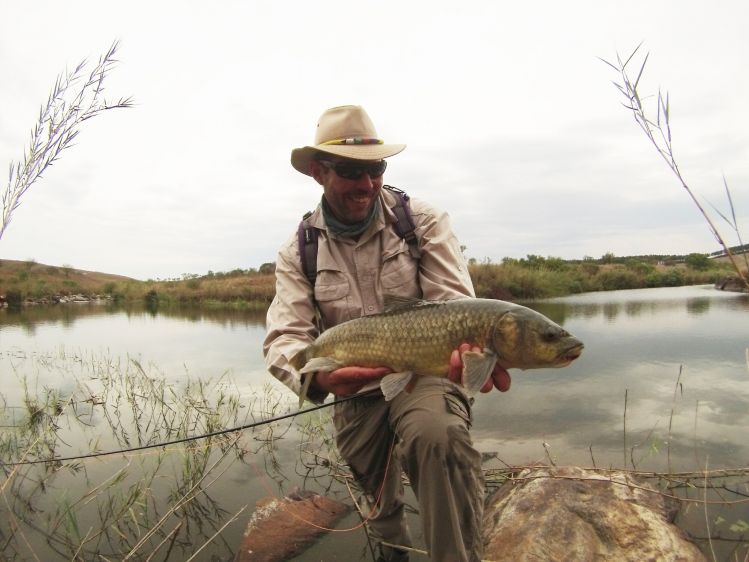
[448,343,512,392]
[312,366,392,396]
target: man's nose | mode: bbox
[356,173,375,190]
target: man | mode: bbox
[263,105,510,562]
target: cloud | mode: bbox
[1,0,747,278]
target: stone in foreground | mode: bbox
[236,491,350,562]
[482,465,706,562]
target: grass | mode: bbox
[0,349,282,561]
[601,43,749,292]
[1,41,132,242]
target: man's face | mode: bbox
[310,157,386,224]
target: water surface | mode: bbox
[1,285,747,560]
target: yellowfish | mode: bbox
[291,297,584,406]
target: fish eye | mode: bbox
[543,327,566,341]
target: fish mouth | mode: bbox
[558,343,584,363]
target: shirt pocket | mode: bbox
[380,246,421,298]
[314,269,352,323]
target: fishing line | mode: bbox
[0,391,377,467]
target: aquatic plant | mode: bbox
[0,349,267,560]
[1,41,132,241]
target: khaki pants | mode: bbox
[333,377,484,562]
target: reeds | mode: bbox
[1,41,132,241]
[0,349,289,561]
[601,44,749,291]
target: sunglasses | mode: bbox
[318,159,387,180]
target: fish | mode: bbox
[291,296,584,407]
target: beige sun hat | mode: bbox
[291,105,406,176]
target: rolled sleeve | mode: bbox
[410,199,475,300]
[263,234,329,403]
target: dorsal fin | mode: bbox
[383,295,431,312]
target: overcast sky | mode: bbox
[1,1,747,280]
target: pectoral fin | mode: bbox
[461,349,498,395]
[296,357,344,408]
[380,371,415,401]
[297,357,342,375]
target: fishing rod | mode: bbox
[1,391,376,468]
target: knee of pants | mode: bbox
[398,401,473,458]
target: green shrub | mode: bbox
[660,269,685,286]
[5,290,23,308]
[684,253,710,271]
[625,260,654,275]
[644,269,685,287]
[32,281,47,298]
[580,262,600,276]
[594,269,641,291]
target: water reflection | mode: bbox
[0,305,270,394]
[530,285,749,323]
[0,302,267,330]
[496,285,749,473]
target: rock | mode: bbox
[235,492,350,562]
[482,465,706,562]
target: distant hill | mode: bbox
[0,259,276,307]
[0,259,138,299]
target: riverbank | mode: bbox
[0,255,740,308]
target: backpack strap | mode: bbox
[298,185,420,287]
[297,211,318,286]
[384,185,421,259]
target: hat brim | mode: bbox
[291,144,406,176]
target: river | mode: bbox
[1,285,747,560]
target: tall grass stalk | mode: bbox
[703,456,718,562]
[667,366,684,475]
[1,41,132,240]
[601,44,749,290]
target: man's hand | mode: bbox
[448,343,512,392]
[312,366,392,396]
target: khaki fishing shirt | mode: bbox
[263,188,475,403]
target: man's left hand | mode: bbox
[448,343,511,392]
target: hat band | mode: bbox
[320,137,384,146]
